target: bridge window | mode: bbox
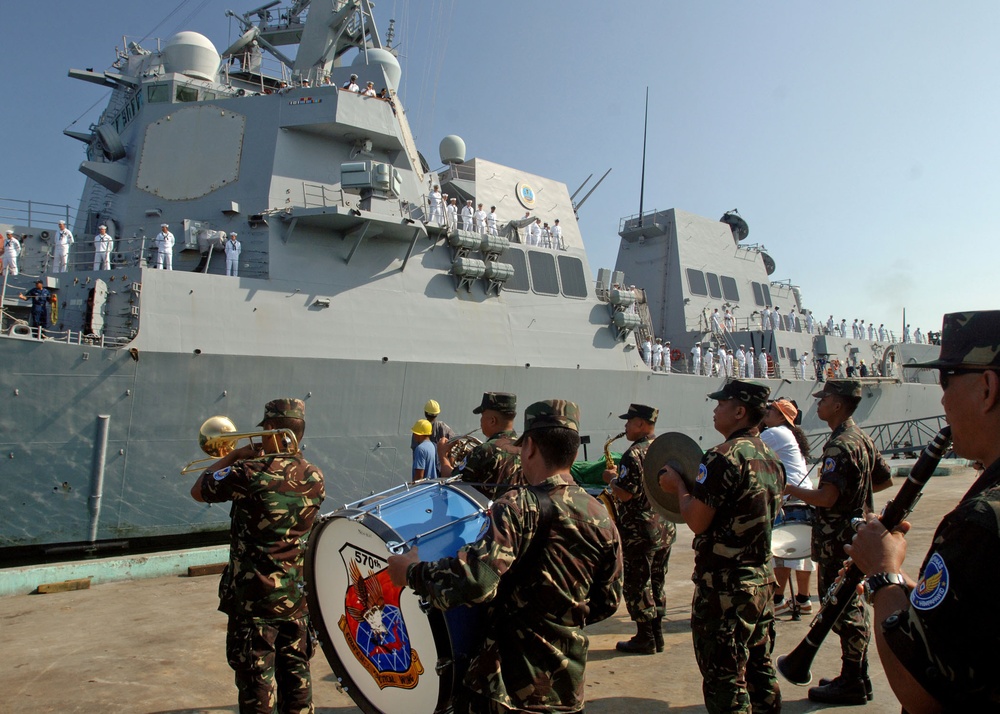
[558,255,588,298]
[721,275,740,301]
[528,251,559,295]
[706,272,722,299]
[147,84,170,103]
[176,85,199,103]
[505,248,528,292]
[687,268,708,296]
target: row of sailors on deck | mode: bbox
[427,185,566,249]
[1,222,242,277]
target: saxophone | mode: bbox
[599,431,627,523]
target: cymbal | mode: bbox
[642,432,704,523]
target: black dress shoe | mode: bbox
[808,675,869,705]
[818,674,873,701]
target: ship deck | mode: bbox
[0,461,975,713]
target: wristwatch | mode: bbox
[864,572,906,604]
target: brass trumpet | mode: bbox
[180,415,300,474]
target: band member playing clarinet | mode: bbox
[191,399,325,714]
[659,380,785,713]
[787,380,892,705]
[389,400,622,714]
[848,311,1000,713]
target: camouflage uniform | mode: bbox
[617,433,676,623]
[198,399,325,714]
[813,414,891,668]
[690,381,784,714]
[457,392,523,494]
[406,400,623,713]
[879,311,1000,709]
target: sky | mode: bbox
[1,0,997,335]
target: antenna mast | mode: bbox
[639,87,649,225]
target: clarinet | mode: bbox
[776,426,952,685]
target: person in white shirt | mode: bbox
[342,73,360,92]
[224,232,242,276]
[746,348,756,377]
[662,340,672,373]
[460,200,474,231]
[878,323,888,342]
[487,206,499,236]
[867,323,875,341]
[827,315,835,334]
[155,223,174,270]
[446,198,458,232]
[805,310,815,334]
[736,345,746,377]
[527,218,542,246]
[724,309,735,332]
[550,218,563,249]
[54,220,74,273]
[3,230,21,276]
[92,225,114,270]
[642,337,652,368]
[651,338,663,372]
[773,306,783,331]
[724,348,734,378]
[361,81,376,97]
[798,352,810,380]
[903,324,911,343]
[758,349,769,377]
[428,185,444,226]
[839,319,847,338]
[474,203,488,235]
[710,309,722,334]
[914,327,924,343]
[691,343,702,376]
[760,398,814,616]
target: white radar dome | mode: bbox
[439,135,466,165]
[352,48,401,91]
[162,31,220,82]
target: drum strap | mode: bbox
[494,484,556,605]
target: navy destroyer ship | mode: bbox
[0,0,943,558]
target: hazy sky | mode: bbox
[2,1,995,335]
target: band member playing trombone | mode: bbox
[659,380,784,714]
[603,403,675,654]
[848,311,1000,713]
[190,398,325,714]
[786,379,892,705]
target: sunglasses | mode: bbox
[940,367,994,389]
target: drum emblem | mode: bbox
[337,543,425,689]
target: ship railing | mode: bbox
[438,163,476,184]
[0,197,75,232]
[1,320,133,348]
[302,183,344,208]
[618,209,663,234]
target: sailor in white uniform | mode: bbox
[3,230,21,276]
[839,318,847,338]
[474,203,488,235]
[446,198,458,231]
[487,206,499,236]
[225,232,242,276]
[342,73,360,92]
[527,218,543,246]
[805,310,815,334]
[710,309,722,334]
[642,337,653,368]
[155,223,174,270]
[746,348,756,377]
[54,220,74,273]
[723,348,734,378]
[773,306,783,330]
[868,323,875,341]
[551,219,563,249]
[878,323,888,342]
[724,309,735,332]
[651,338,663,372]
[691,343,702,376]
[736,345,746,377]
[903,323,911,343]
[758,349,768,378]
[662,340,673,373]
[798,352,809,380]
[461,200,474,232]
[827,315,835,334]
[428,185,444,226]
[704,347,715,376]
[914,327,924,343]
[92,225,113,270]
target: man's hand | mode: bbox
[601,467,617,485]
[658,465,683,494]
[387,547,420,588]
[844,514,910,576]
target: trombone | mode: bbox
[180,415,300,474]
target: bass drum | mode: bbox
[771,504,814,560]
[306,481,490,714]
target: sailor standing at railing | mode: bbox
[487,206,498,236]
[224,232,241,277]
[428,185,444,226]
[461,200,474,231]
[54,220,73,273]
[551,218,563,249]
[155,223,174,270]
[92,225,113,270]
[474,203,488,235]
[3,230,21,276]
[445,196,457,231]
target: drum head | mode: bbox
[771,522,813,560]
[306,482,489,714]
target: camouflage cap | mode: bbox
[513,399,580,445]
[618,403,659,423]
[472,391,516,415]
[707,379,770,410]
[812,380,862,399]
[905,311,1000,370]
[257,398,306,426]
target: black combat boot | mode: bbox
[615,621,656,655]
[809,661,869,705]
[652,616,664,653]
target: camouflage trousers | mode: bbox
[817,556,870,666]
[620,516,675,623]
[691,582,781,714]
[226,614,315,714]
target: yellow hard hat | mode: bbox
[423,399,441,415]
[412,419,433,436]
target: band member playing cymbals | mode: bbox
[389,400,622,713]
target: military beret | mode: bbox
[258,398,306,425]
[619,403,658,423]
[513,399,580,445]
[812,380,862,399]
[905,311,1000,370]
[707,380,770,410]
[473,391,516,415]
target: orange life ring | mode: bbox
[670,348,682,362]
